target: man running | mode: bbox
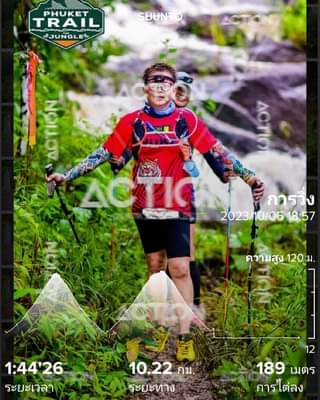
[110,71,239,318]
[46,63,264,361]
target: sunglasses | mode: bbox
[179,76,193,84]
[145,75,176,85]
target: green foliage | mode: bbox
[185,18,247,48]
[281,0,306,48]
[187,18,212,39]
[14,327,132,399]
[36,39,127,93]
[158,39,177,65]
[202,99,218,114]
[210,23,227,47]
[221,28,247,48]
[14,8,143,394]
[199,219,306,398]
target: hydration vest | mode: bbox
[129,111,194,217]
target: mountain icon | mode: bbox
[51,0,91,9]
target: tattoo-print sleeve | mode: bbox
[211,141,255,183]
[64,146,110,182]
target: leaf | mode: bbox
[232,255,249,272]
[38,317,54,344]
[238,375,250,391]
[259,340,275,359]
[116,342,126,353]
[142,337,155,346]
[14,287,37,300]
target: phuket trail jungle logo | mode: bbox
[28,0,105,50]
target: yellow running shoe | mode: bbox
[145,326,170,353]
[176,337,196,362]
[126,338,140,362]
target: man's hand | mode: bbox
[180,141,191,161]
[110,155,125,166]
[109,155,126,174]
[45,173,66,185]
[247,177,265,202]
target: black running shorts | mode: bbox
[134,218,190,258]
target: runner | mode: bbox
[46,63,264,362]
[109,71,230,319]
[109,71,245,319]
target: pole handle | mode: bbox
[45,164,54,176]
[251,182,262,212]
[254,201,260,212]
[45,163,56,198]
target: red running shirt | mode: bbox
[103,108,217,216]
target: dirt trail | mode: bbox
[127,334,218,400]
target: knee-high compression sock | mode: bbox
[190,261,201,306]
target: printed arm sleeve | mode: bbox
[63,114,133,182]
[64,146,110,182]
[209,141,256,184]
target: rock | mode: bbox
[200,63,306,149]
[204,114,263,153]
[176,47,248,75]
[279,84,306,102]
[104,47,246,78]
[177,14,215,40]
[192,62,305,151]
[104,55,152,76]
[176,48,232,75]
[227,63,306,148]
[176,47,305,78]
[202,97,258,133]
[202,113,292,154]
[249,37,306,62]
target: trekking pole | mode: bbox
[247,186,261,340]
[223,180,232,330]
[45,164,81,245]
[224,180,232,287]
